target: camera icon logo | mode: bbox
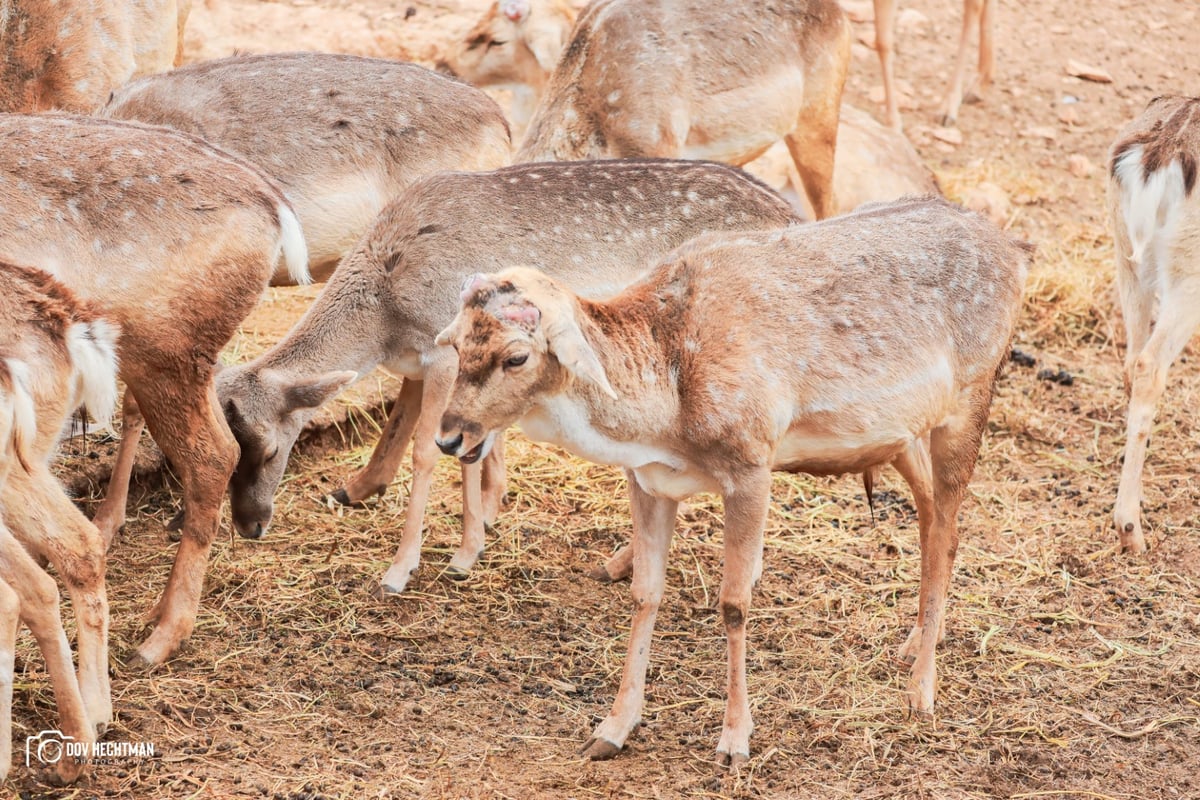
[25,729,75,766]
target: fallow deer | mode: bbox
[1108,94,1200,554]
[101,52,514,283]
[438,0,578,128]
[0,113,308,668]
[515,0,852,220]
[872,0,996,129]
[435,197,1029,763]
[0,0,191,113]
[0,263,121,784]
[441,0,936,218]
[214,159,798,596]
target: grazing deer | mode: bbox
[434,197,1029,763]
[0,113,308,668]
[515,0,851,220]
[872,0,996,129]
[214,159,798,595]
[101,52,513,283]
[1108,95,1200,554]
[0,0,191,113]
[0,263,121,784]
[438,0,577,128]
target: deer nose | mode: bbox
[436,432,463,456]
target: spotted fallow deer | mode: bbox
[0,263,120,784]
[101,52,514,284]
[214,159,798,596]
[435,197,1029,763]
[515,0,852,220]
[0,0,191,113]
[1108,95,1200,554]
[872,0,995,129]
[0,113,308,668]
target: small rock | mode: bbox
[931,126,964,145]
[1066,59,1113,83]
[1058,106,1080,126]
[1061,94,1080,105]
[896,8,928,29]
[1020,125,1058,141]
[961,182,1011,227]
[1067,154,1094,178]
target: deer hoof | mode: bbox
[580,736,622,761]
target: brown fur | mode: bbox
[516,0,852,219]
[0,261,121,784]
[101,52,513,282]
[215,158,799,595]
[1110,95,1200,198]
[0,113,305,669]
[437,197,1030,761]
[0,0,190,113]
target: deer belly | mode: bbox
[772,426,912,476]
[631,462,720,501]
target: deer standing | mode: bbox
[515,0,851,220]
[0,263,120,784]
[1108,94,1200,554]
[435,197,1029,763]
[214,159,798,595]
[0,0,191,113]
[872,0,996,129]
[0,113,308,668]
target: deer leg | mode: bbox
[787,45,846,220]
[890,436,941,663]
[128,378,236,667]
[379,353,456,595]
[3,469,111,733]
[582,473,677,760]
[448,457,487,576]
[713,469,770,768]
[480,429,507,524]
[974,0,996,96]
[939,0,985,126]
[872,0,902,129]
[1114,297,1199,554]
[332,378,422,506]
[1113,231,1155,393]
[0,574,16,783]
[0,528,93,785]
[907,388,990,717]
[92,388,143,549]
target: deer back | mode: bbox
[0,113,298,368]
[517,0,850,163]
[101,52,513,281]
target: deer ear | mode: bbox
[282,370,358,411]
[525,16,566,72]
[544,311,617,399]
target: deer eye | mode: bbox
[503,353,528,369]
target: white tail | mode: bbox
[275,201,312,286]
[64,320,120,433]
[1112,144,1187,268]
[0,359,37,472]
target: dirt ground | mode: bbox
[9,0,1200,798]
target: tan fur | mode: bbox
[102,52,513,282]
[873,0,996,129]
[0,113,305,669]
[0,263,121,784]
[439,0,577,126]
[0,0,190,113]
[515,0,852,220]
[1107,95,1200,554]
[214,158,799,596]
[436,197,1029,762]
